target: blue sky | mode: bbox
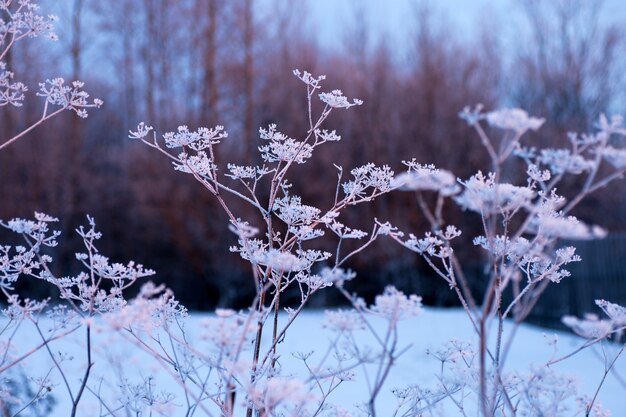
[305,0,626,52]
[307,0,497,44]
[38,0,626,82]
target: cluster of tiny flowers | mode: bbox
[459,105,545,136]
[290,224,324,241]
[0,0,58,44]
[0,211,160,348]
[256,249,308,272]
[259,124,313,164]
[248,377,312,416]
[229,237,265,263]
[273,196,321,226]
[2,211,58,240]
[440,225,462,241]
[235,242,333,276]
[596,299,626,326]
[317,267,356,287]
[563,299,626,339]
[530,246,581,283]
[163,125,227,149]
[314,129,341,142]
[517,114,626,181]
[562,313,614,339]
[228,218,259,239]
[472,234,529,259]
[0,370,55,415]
[327,221,367,240]
[392,160,459,195]
[2,295,47,320]
[324,309,364,332]
[531,212,606,240]
[474,234,581,283]
[105,282,187,333]
[399,228,457,260]
[226,163,256,180]
[458,103,485,125]
[37,79,103,118]
[292,69,325,89]
[527,164,551,182]
[342,163,394,200]
[173,151,216,177]
[128,122,154,140]
[369,286,422,321]
[60,259,154,314]
[319,89,363,109]
[414,338,600,416]
[527,192,606,240]
[296,249,332,269]
[485,108,545,135]
[0,62,27,107]
[0,245,38,290]
[539,148,595,175]
[294,271,334,291]
[455,171,535,214]
[145,125,225,181]
[427,339,475,366]
[373,219,401,237]
[0,212,59,290]
[56,216,155,314]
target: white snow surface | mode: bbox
[6,308,626,416]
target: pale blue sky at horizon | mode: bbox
[42,0,626,82]
[305,0,626,52]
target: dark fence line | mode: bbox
[527,232,626,328]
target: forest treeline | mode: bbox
[1,0,625,309]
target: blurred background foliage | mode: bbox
[1,0,625,318]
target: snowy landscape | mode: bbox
[6,309,626,416]
[2,1,626,416]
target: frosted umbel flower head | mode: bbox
[370,286,422,321]
[319,89,363,109]
[392,160,459,195]
[0,62,28,107]
[455,172,534,214]
[486,108,545,135]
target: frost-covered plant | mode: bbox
[0,214,154,416]
[385,105,626,415]
[557,299,626,416]
[0,365,55,417]
[128,70,414,416]
[0,0,102,151]
[91,83,626,416]
[1,5,625,411]
[1,2,102,411]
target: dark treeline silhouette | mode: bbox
[1,0,625,310]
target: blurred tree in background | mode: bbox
[1,0,624,311]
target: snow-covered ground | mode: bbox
[5,308,626,416]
